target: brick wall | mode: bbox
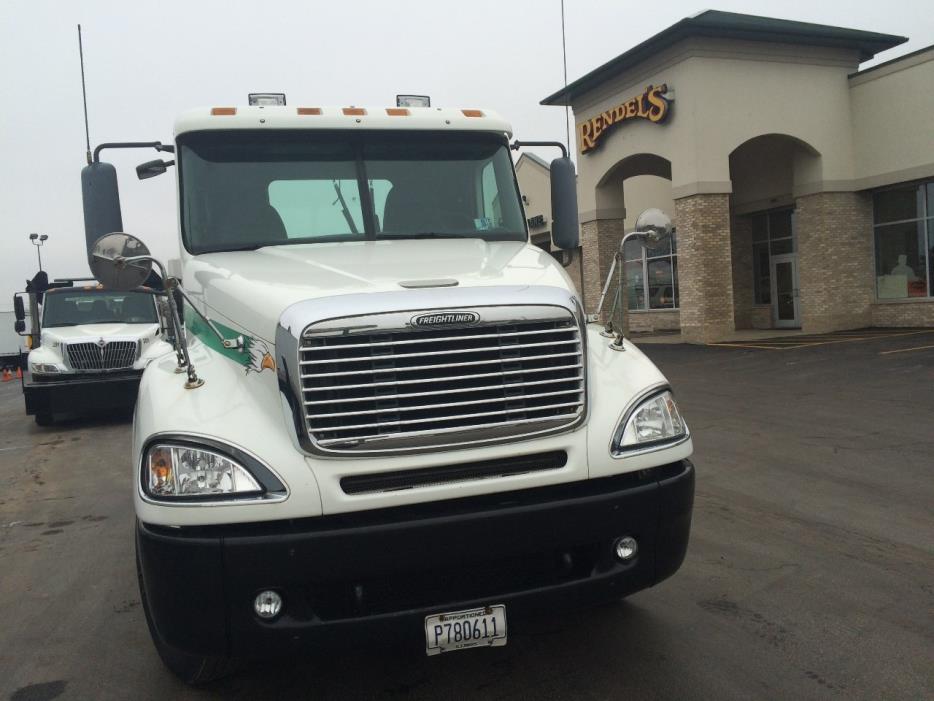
[796,192,874,333]
[629,310,681,333]
[674,194,735,343]
[871,301,934,327]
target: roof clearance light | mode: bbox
[386,108,409,116]
[248,93,287,106]
[462,109,484,117]
[396,94,431,108]
[297,107,322,115]
[211,107,237,116]
[342,107,367,116]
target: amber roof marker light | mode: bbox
[297,107,322,115]
[211,107,237,116]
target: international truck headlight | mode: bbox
[31,363,61,374]
[145,444,263,499]
[613,390,687,454]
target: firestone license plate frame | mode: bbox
[424,604,507,656]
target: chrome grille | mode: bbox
[65,340,138,371]
[299,313,585,452]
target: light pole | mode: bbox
[29,233,49,271]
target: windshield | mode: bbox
[178,130,528,253]
[42,290,158,328]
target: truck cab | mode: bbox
[82,101,695,683]
[19,285,171,424]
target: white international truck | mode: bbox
[12,281,172,425]
[81,96,695,683]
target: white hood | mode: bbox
[182,239,575,342]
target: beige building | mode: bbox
[521,10,934,342]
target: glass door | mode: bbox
[771,254,800,328]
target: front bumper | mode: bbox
[137,459,694,659]
[23,371,142,416]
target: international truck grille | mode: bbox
[65,340,138,371]
[298,315,585,452]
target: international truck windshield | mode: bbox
[42,290,158,328]
[178,130,528,253]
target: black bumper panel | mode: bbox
[137,460,694,658]
[23,372,142,416]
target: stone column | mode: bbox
[580,217,628,336]
[795,192,873,333]
[674,193,735,343]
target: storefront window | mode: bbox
[874,183,932,299]
[752,209,794,304]
[625,232,678,310]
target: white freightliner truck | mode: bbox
[81,98,695,683]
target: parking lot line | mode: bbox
[709,329,934,351]
[879,343,934,355]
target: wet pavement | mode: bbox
[0,333,932,700]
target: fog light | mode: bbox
[254,590,283,619]
[614,536,638,561]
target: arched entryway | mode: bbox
[583,153,675,335]
[729,134,822,330]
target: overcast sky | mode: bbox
[1,0,931,308]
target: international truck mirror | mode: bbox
[13,294,25,321]
[81,161,124,264]
[136,159,175,180]
[90,232,154,291]
[550,157,580,250]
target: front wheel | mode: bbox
[136,543,237,684]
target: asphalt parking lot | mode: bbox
[0,332,932,701]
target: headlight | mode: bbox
[145,444,264,500]
[31,363,61,374]
[613,390,687,454]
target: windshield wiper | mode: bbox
[333,181,359,235]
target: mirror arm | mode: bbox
[116,255,204,389]
[92,141,172,163]
[172,285,244,350]
[509,140,569,159]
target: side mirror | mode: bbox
[136,159,174,180]
[550,157,580,250]
[90,233,154,291]
[14,319,26,334]
[13,294,25,321]
[81,161,124,265]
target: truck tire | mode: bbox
[34,413,54,426]
[136,545,237,684]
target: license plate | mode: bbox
[424,605,507,656]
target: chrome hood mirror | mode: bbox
[634,208,673,245]
[90,232,153,291]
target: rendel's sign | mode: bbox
[579,84,671,154]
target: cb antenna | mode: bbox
[78,24,92,165]
[560,0,570,152]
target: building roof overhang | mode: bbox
[541,10,908,106]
